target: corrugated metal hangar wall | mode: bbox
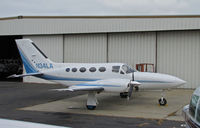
[24,30,200,88]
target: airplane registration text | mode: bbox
[36,63,53,69]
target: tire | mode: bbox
[159,98,167,106]
[120,92,128,98]
[86,105,96,110]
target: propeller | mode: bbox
[127,73,141,100]
[128,84,134,100]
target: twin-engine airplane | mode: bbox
[9,39,186,110]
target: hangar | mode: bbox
[0,15,200,89]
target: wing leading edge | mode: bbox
[7,72,43,78]
[53,78,138,92]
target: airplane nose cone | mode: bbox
[134,72,186,88]
[159,74,186,87]
[174,77,186,86]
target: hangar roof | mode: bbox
[1,15,200,35]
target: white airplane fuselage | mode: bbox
[38,62,185,92]
[12,39,186,109]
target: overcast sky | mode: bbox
[0,0,200,18]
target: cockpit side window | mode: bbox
[122,65,136,74]
[112,66,120,73]
[189,94,199,118]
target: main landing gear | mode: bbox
[158,90,167,106]
[86,92,98,110]
[120,92,128,98]
[120,86,139,99]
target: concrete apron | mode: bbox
[20,89,193,121]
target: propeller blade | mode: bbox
[128,84,134,99]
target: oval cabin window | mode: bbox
[99,67,106,72]
[66,68,70,72]
[89,67,96,72]
[79,67,86,73]
[72,68,77,72]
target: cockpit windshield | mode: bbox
[122,65,136,74]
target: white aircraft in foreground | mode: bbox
[9,39,186,110]
[0,118,69,128]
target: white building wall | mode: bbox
[108,32,156,68]
[64,34,107,63]
[1,17,200,35]
[157,31,200,88]
[23,35,63,83]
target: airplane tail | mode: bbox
[16,39,55,73]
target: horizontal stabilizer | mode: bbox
[7,72,43,78]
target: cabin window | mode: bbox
[99,67,106,72]
[66,68,70,72]
[112,66,120,73]
[79,67,86,73]
[89,67,96,72]
[189,94,199,118]
[122,65,136,74]
[72,68,77,72]
[120,71,125,74]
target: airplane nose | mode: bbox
[160,74,186,87]
[134,72,186,88]
[174,77,186,86]
[159,74,186,87]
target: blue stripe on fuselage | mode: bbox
[18,50,37,73]
[137,80,173,84]
[41,74,100,81]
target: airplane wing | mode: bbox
[53,78,140,92]
[7,72,43,78]
[54,86,104,92]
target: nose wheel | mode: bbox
[158,97,167,106]
[159,90,167,106]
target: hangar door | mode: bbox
[108,32,156,68]
[0,36,22,81]
[23,35,63,83]
[64,34,107,63]
[157,31,200,88]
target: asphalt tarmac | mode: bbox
[0,82,187,128]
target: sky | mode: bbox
[0,0,200,18]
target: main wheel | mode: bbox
[135,86,139,91]
[120,92,128,98]
[158,98,167,106]
[86,105,96,110]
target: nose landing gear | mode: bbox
[158,97,167,106]
[158,90,167,106]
